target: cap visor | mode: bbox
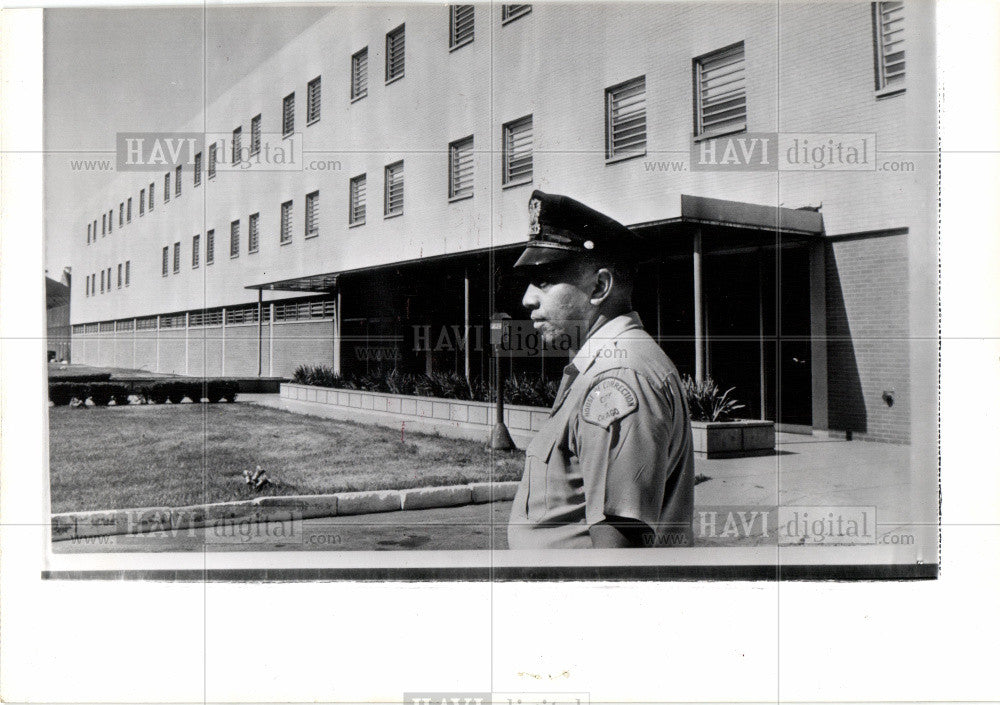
[513,246,576,269]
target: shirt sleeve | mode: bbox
[572,367,679,532]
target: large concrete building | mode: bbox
[69,2,936,443]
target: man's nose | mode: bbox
[521,284,540,311]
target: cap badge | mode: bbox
[528,197,542,235]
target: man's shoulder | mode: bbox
[589,325,677,382]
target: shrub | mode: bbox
[88,383,116,406]
[291,365,562,407]
[47,372,112,384]
[504,373,557,407]
[681,375,746,422]
[110,385,131,406]
[49,382,84,406]
[384,368,418,396]
[206,380,224,403]
[218,380,239,402]
[144,383,168,404]
[291,365,342,388]
[414,371,474,400]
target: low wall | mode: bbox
[281,384,776,456]
[280,383,549,450]
[691,420,776,458]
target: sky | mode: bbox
[44,6,332,276]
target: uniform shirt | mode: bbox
[507,312,695,549]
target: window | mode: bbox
[450,5,474,49]
[232,127,242,164]
[102,213,106,234]
[605,75,647,161]
[140,189,145,215]
[693,41,747,138]
[119,203,124,227]
[206,229,215,265]
[384,161,404,216]
[127,198,132,222]
[109,209,113,230]
[107,267,112,291]
[307,77,321,124]
[248,212,260,253]
[385,24,405,83]
[93,219,98,238]
[349,175,366,225]
[305,191,320,237]
[873,1,905,91]
[194,152,202,186]
[117,263,122,288]
[175,165,182,196]
[162,246,169,276]
[164,172,171,202]
[87,223,91,244]
[502,115,533,186]
[125,261,130,286]
[449,136,474,199]
[282,93,295,136]
[280,200,293,243]
[148,182,154,210]
[351,47,368,100]
[85,276,90,296]
[251,114,262,155]
[101,269,105,293]
[208,143,217,179]
[192,234,200,268]
[230,220,240,258]
[173,242,180,274]
[501,4,531,23]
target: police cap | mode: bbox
[513,190,651,269]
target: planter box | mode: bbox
[690,419,775,458]
[279,383,542,450]
[280,384,777,458]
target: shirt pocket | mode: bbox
[523,426,561,520]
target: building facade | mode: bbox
[68,2,936,443]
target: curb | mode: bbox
[51,481,520,542]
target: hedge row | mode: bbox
[291,365,559,408]
[49,380,239,406]
[46,372,113,384]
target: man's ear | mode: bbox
[590,268,614,305]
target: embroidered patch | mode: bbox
[581,377,639,429]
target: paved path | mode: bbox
[55,501,513,553]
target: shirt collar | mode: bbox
[569,311,644,375]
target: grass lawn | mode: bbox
[49,403,524,513]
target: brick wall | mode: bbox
[271,320,333,378]
[825,233,910,444]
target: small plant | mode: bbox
[242,465,271,491]
[681,375,746,422]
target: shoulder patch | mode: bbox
[581,377,639,429]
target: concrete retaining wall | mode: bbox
[280,383,549,450]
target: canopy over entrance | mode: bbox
[245,195,825,294]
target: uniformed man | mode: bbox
[507,190,695,549]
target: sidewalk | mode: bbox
[695,433,916,523]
